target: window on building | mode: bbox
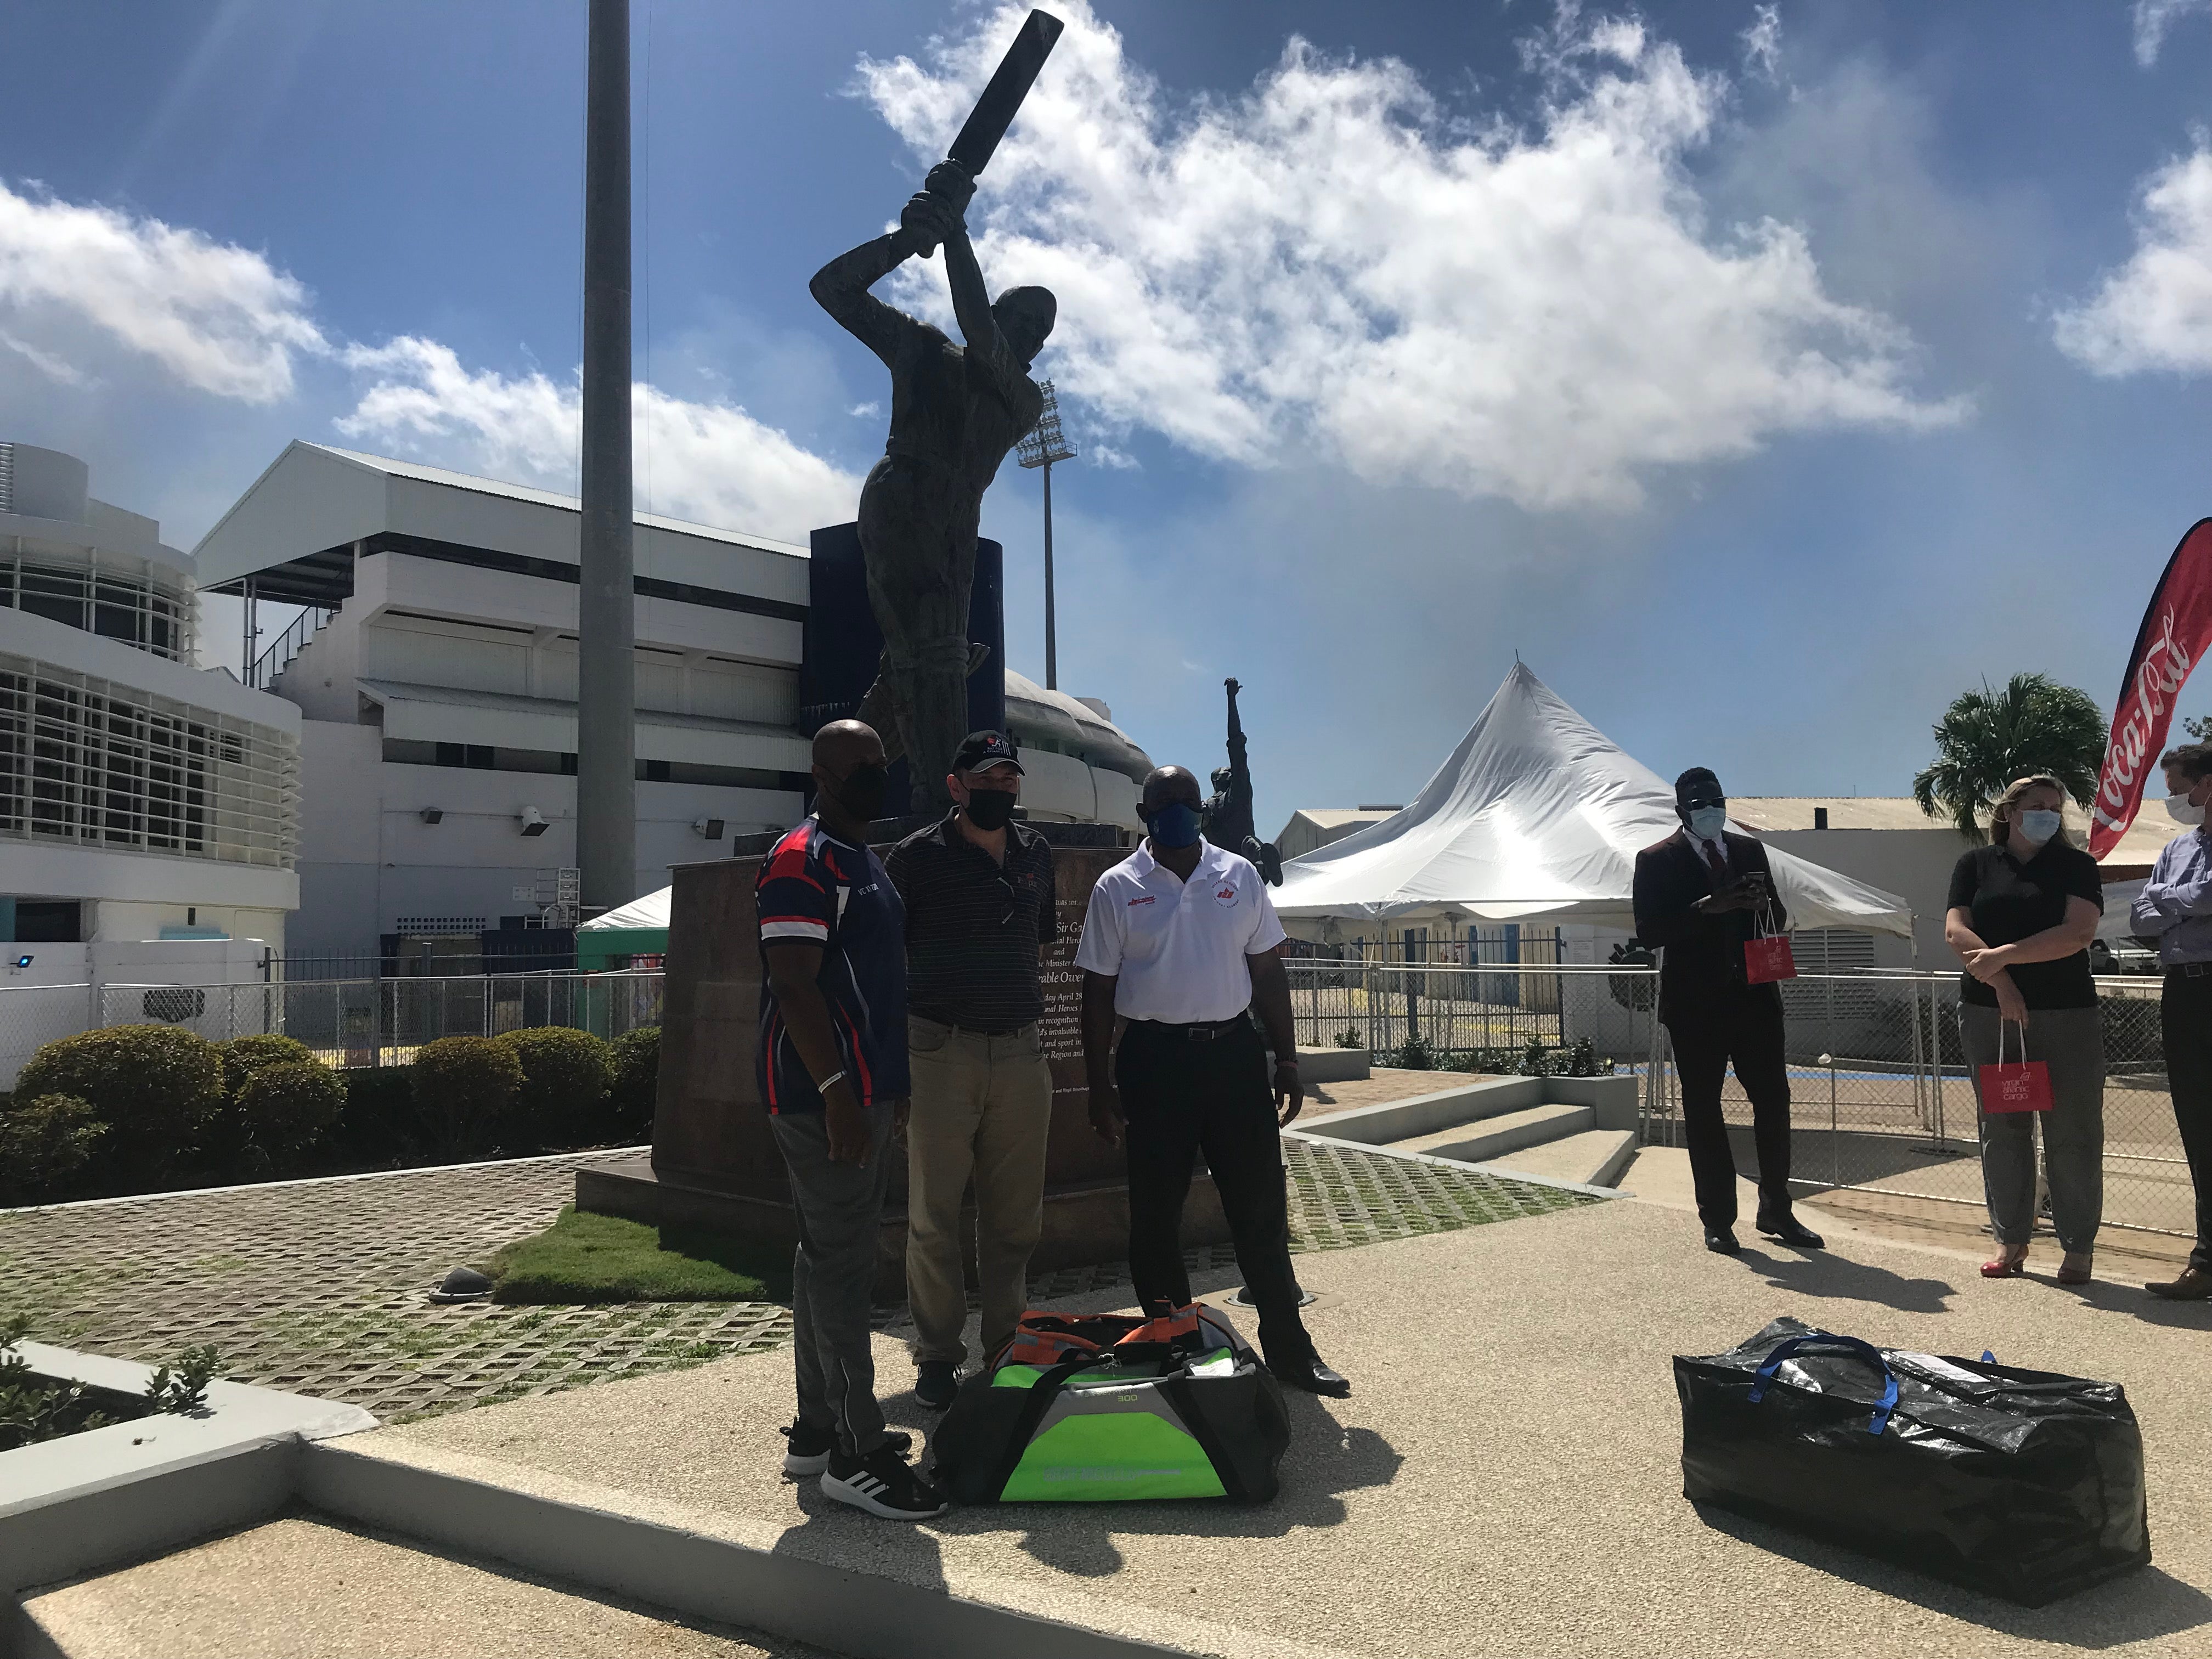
[9,899,81,943]
[0,655,293,866]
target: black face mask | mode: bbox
[962,788,1017,832]
[827,762,888,823]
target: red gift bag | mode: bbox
[1744,904,1796,984]
[1979,1020,2052,1114]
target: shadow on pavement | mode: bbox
[1736,1243,1957,1313]
[1692,1504,2211,1645]
[930,1392,1402,1578]
[2064,1276,2212,1330]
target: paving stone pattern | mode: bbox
[0,1145,1594,1424]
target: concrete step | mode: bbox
[18,1514,829,1659]
[1486,1129,1639,1190]
[1382,1102,1593,1166]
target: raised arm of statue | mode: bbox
[809,232,924,369]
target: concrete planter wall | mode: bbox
[1,1342,375,1598]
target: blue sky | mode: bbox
[9,1,2212,836]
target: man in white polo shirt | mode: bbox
[1075,765,1350,1397]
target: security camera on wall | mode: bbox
[517,806,549,837]
[693,816,726,840]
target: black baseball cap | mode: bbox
[953,730,1024,774]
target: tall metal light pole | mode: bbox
[1015,381,1075,690]
[577,0,635,914]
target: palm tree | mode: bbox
[1911,673,2106,840]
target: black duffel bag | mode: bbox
[1675,1317,2149,1605]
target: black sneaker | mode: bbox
[780,1421,908,1478]
[915,1360,960,1410]
[820,1442,950,1520]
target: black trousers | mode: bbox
[1116,1017,1310,1362]
[2162,971,2212,1271]
[1667,987,1793,1228]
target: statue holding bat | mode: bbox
[810,10,1063,812]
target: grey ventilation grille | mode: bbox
[0,444,14,515]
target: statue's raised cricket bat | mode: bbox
[909,9,1063,256]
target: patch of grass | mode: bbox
[486,1206,791,1305]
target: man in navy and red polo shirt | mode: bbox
[757,719,943,1521]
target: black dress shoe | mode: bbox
[1705,1224,1740,1255]
[1757,1210,1826,1249]
[1269,1352,1351,1397]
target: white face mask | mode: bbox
[2014,808,2063,846]
[2169,792,2208,827]
[1687,805,1728,841]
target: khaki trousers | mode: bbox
[904,1015,1054,1367]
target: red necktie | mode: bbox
[1702,841,1730,886]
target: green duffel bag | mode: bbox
[930,1303,1290,1504]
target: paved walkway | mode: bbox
[362,1196,2212,1659]
[0,1143,1593,1423]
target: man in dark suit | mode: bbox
[1632,767,1825,1255]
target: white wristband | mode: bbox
[814,1069,848,1095]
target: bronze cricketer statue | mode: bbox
[810,10,1063,811]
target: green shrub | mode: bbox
[218,1034,318,1100]
[335,1065,420,1165]
[604,1026,660,1142]
[0,1096,107,1205]
[15,1025,223,1187]
[1393,1036,1435,1070]
[411,1037,522,1158]
[234,1062,343,1175]
[1333,1027,1363,1050]
[491,1028,614,1150]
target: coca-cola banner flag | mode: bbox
[2091,518,2212,857]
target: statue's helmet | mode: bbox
[992,285,1057,362]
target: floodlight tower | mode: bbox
[1015,380,1075,690]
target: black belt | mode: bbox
[1132,1014,1252,1041]
[2169,963,2212,980]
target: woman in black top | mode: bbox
[1944,775,2105,1283]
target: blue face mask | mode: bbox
[2016,808,2063,846]
[1147,801,1202,849]
[1687,805,1728,840]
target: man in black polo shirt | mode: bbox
[885,729,1057,1409]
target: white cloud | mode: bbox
[1741,4,1783,83]
[2134,0,2210,67]
[0,178,323,402]
[856,2,1958,511]
[2053,144,2212,375]
[336,337,860,542]
[0,173,860,541]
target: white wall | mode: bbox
[290,720,800,951]
[1761,827,1965,966]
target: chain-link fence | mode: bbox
[1650,969,2192,1239]
[95,972,664,1066]
[0,983,96,1089]
[1288,959,1661,1072]
[1290,958,2192,1239]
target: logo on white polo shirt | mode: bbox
[1128,894,1156,907]
[1214,882,1238,907]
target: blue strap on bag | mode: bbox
[1747,1330,1900,1435]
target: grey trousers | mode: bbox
[1962,1003,2106,1252]
[772,1105,896,1458]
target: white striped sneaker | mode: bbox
[820,1443,949,1520]
[780,1421,909,1478]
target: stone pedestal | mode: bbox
[576,827,1228,1299]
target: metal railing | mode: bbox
[1288,958,2193,1239]
[94,970,663,1068]
[249,604,335,690]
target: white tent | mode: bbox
[1273,664,1914,939]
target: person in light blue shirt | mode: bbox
[2132,741,2212,1300]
